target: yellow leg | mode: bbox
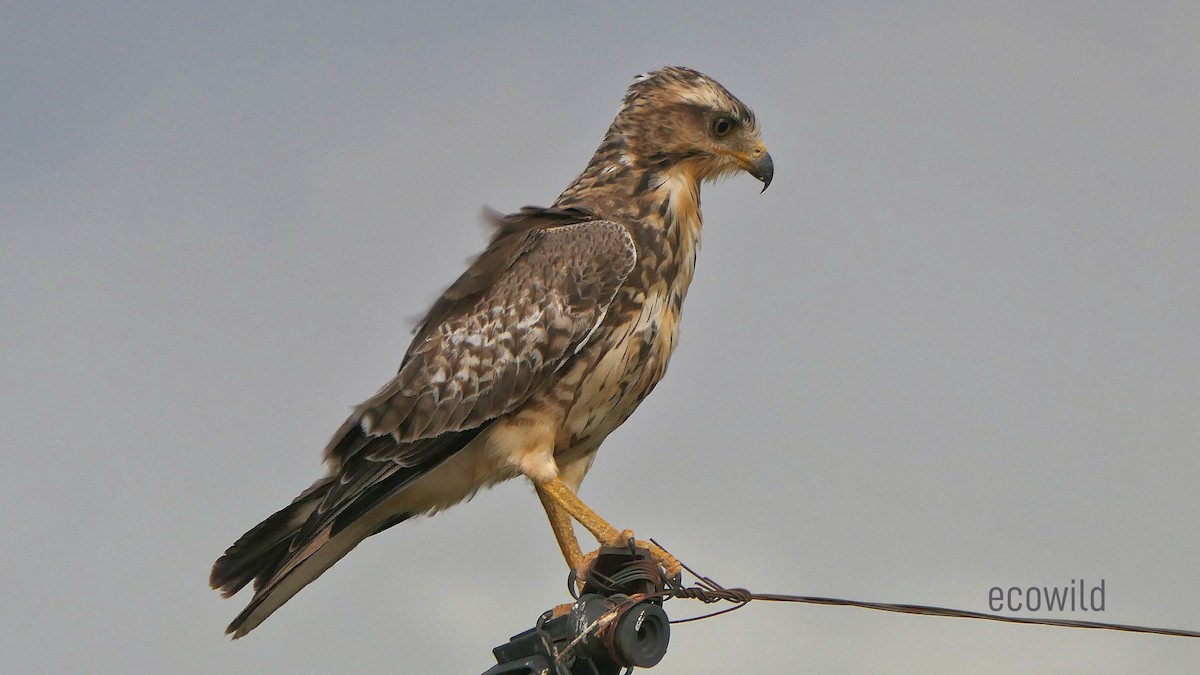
[535,483,583,571]
[533,476,682,577]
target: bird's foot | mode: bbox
[639,539,683,579]
[576,530,683,587]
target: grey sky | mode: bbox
[3,2,1198,673]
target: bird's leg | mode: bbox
[534,475,682,578]
[534,482,583,571]
[535,485,589,615]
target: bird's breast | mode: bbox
[557,286,681,453]
[551,179,702,462]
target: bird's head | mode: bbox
[612,66,773,191]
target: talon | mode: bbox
[613,529,635,547]
[600,533,684,579]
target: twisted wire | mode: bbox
[646,540,1200,638]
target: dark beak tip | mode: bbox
[751,152,774,193]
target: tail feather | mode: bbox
[213,475,407,638]
[210,477,334,598]
[224,519,377,638]
[211,425,487,637]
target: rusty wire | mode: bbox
[596,593,650,668]
[647,540,1200,639]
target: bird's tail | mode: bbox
[210,478,333,600]
[211,422,488,637]
[210,477,397,638]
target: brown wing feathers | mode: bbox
[331,210,635,466]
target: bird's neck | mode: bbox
[651,163,703,305]
[554,127,640,216]
[554,128,704,304]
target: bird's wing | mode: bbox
[330,209,637,466]
[306,212,637,529]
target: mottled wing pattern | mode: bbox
[289,214,637,543]
[330,214,637,467]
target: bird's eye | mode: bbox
[711,116,735,137]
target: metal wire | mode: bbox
[647,540,1200,639]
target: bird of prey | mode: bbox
[210,66,772,637]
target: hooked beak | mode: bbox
[746,150,774,192]
[736,141,773,192]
